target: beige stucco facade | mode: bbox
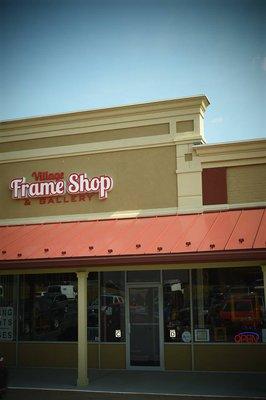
[227,164,266,204]
[0,96,209,224]
[1,96,265,225]
[0,146,177,220]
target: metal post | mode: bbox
[196,269,205,328]
[261,266,266,313]
[76,271,89,387]
[98,271,101,369]
[15,275,19,367]
[189,269,195,371]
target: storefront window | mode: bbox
[19,273,77,341]
[163,270,191,343]
[0,275,16,342]
[10,266,264,346]
[192,267,265,343]
[100,271,125,342]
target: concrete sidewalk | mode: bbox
[7,367,266,400]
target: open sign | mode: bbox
[234,332,260,343]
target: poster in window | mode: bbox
[194,328,210,342]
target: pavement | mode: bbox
[5,367,266,400]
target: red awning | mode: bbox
[0,209,265,269]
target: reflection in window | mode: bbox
[101,272,125,342]
[129,286,160,366]
[192,267,265,343]
[163,270,191,343]
[19,273,77,341]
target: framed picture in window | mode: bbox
[194,328,210,342]
[214,327,227,342]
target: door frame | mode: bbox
[125,282,164,370]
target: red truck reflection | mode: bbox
[219,294,263,328]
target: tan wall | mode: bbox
[16,342,99,368]
[194,344,266,372]
[166,343,266,372]
[3,340,265,371]
[18,342,77,368]
[0,342,16,367]
[227,164,266,204]
[0,124,169,153]
[11,342,124,369]
[0,146,177,219]
[88,343,99,368]
[164,344,192,370]
[100,344,126,369]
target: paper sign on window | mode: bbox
[0,307,13,341]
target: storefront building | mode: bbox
[0,96,266,385]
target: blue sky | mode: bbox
[1,0,265,143]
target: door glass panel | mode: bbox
[129,287,160,366]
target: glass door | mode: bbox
[126,284,163,369]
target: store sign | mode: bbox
[0,307,13,341]
[9,172,113,200]
[234,332,260,343]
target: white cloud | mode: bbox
[211,117,223,124]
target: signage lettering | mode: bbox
[9,172,113,200]
[31,171,64,181]
[234,332,260,343]
[0,307,13,341]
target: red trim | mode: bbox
[0,249,265,271]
